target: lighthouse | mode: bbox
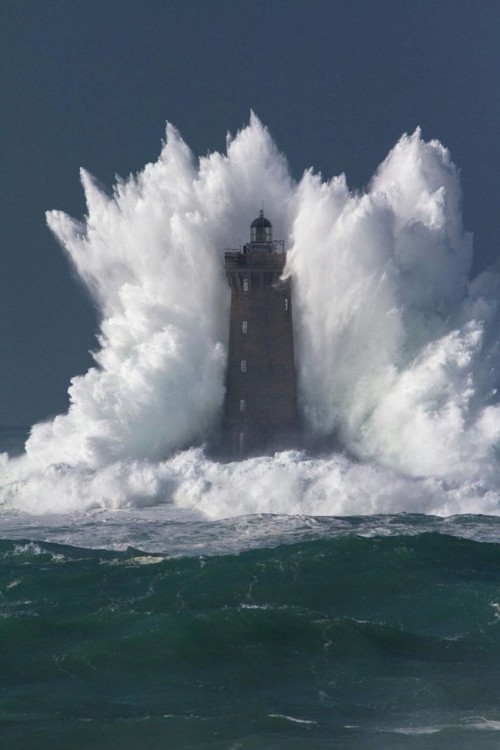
[223,211,297,457]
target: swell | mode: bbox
[1,533,499,635]
[1,534,499,747]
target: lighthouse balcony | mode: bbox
[224,247,286,268]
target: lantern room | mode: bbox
[250,210,273,244]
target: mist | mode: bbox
[2,115,500,518]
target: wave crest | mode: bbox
[2,116,500,516]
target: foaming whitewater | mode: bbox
[2,114,500,518]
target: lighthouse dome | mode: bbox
[250,210,272,243]
[250,210,272,229]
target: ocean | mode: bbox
[3,118,500,747]
[1,430,500,749]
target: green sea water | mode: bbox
[1,427,500,747]
[1,528,500,749]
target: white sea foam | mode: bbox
[1,115,500,517]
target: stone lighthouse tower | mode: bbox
[223,211,297,457]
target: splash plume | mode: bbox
[1,115,500,517]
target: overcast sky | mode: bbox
[2,0,500,425]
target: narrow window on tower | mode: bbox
[243,277,249,292]
[284,297,289,311]
[242,321,248,334]
[240,399,246,412]
[241,360,246,373]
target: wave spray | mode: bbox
[2,114,500,517]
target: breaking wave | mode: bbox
[2,114,500,517]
